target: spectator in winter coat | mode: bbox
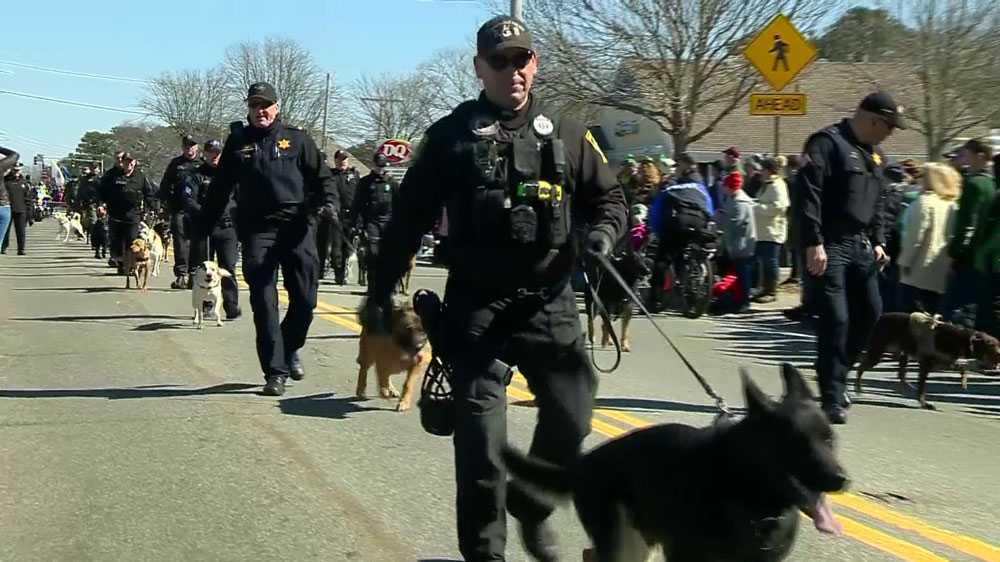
[897,163,961,315]
[715,171,757,313]
[752,157,790,303]
[943,138,995,326]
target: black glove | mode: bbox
[584,228,614,264]
[358,296,392,334]
[318,203,337,220]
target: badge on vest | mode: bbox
[277,139,292,150]
[533,114,554,137]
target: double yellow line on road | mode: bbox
[271,284,999,562]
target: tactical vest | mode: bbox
[368,175,394,217]
[447,102,571,256]
[810,123,885,236]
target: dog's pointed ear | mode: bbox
[741,368,774,417]
[219,268,233,278]
[780,362,814,402]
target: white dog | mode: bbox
[139,222,166,277]
[56,212,86,242]
[192,260,232,329]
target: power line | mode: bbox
[0,59,149,84]
[0,89,147,115]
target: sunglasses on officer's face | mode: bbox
[484,50,534,72]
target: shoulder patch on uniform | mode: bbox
[584,130,608,164]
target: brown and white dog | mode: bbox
[356,300,432,411]
[855,312,1000,409]
[192,260,232,328]
[125,239,151,291]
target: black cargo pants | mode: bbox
[443,281,596,562]
[170,212,192,278]
[812,235,882,407]
[242,220,319,377]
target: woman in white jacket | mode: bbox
[897,162,961,315]
[752,157,790,303]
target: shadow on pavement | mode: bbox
[15,286,177,294]
[132,321,194,332]
[278,392,381,420]
[12,314,190,324]
[854,376,1000,414]
[0,383,260,400]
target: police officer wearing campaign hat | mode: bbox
[359,15,627,562]
[796,91,904,424]
[199,81,337,396]
[160,134,203,289]
[352,151,400,287]
[184,139,241,320]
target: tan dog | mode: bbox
[139,222,166,277]
[125,239,151,291]
[356,301,432,411]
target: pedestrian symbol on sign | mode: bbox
[770,35,790,71]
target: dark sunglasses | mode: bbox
[484,50,533,72]
[874,116,896,131]
[248,99,275,110]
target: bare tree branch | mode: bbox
[140,68,235,140]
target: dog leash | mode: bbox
[582,266,623,374]
[591,252,734,419]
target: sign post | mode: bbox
[742,13,816,155]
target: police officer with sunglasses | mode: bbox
[359,15,627,562]
[796,91,904,424]
[199,82,337,396]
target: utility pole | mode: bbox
[321,72,331,152]
[511,0,522,20]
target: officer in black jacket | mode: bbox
[797,92,903,424]
[99,153,157,274]
[359,16,627,562]
[199,82,337,397]
[330,150,360,284]
[352,152,399,287]
[160,135,202,289]
[317,149,360,283]
[184,139,241,320]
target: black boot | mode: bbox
[288,350,305,381]
[262,376,286,396]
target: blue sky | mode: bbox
[0,0,491,162]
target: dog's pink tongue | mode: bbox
[809,494,843,536]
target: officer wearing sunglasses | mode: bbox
[795,91,905,425]
[359,14,627,562]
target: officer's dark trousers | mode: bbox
[329,220,349,277]
[170,213,191,278]
[190,226,240,316]
[242,220,318,377]
[109,219,139,263]
[812,236,882,407]
[1,211,27,253]
[315,216,334,275]
[445,283,595,561]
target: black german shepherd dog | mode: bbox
[503,363,848,562]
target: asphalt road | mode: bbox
[1,220,999,562]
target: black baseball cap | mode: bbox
[203,139,222,152]
[373,153,389,167]
[477,16,533,55]
[181,134,197,147]
[859,91,907,130]
[247,81,278,104]
[334,149,349,161]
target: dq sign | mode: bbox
[377,139,412,165]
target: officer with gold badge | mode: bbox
[360,16,627,562]
[199,81,337,397]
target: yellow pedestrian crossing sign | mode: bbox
[742,13,817,92]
